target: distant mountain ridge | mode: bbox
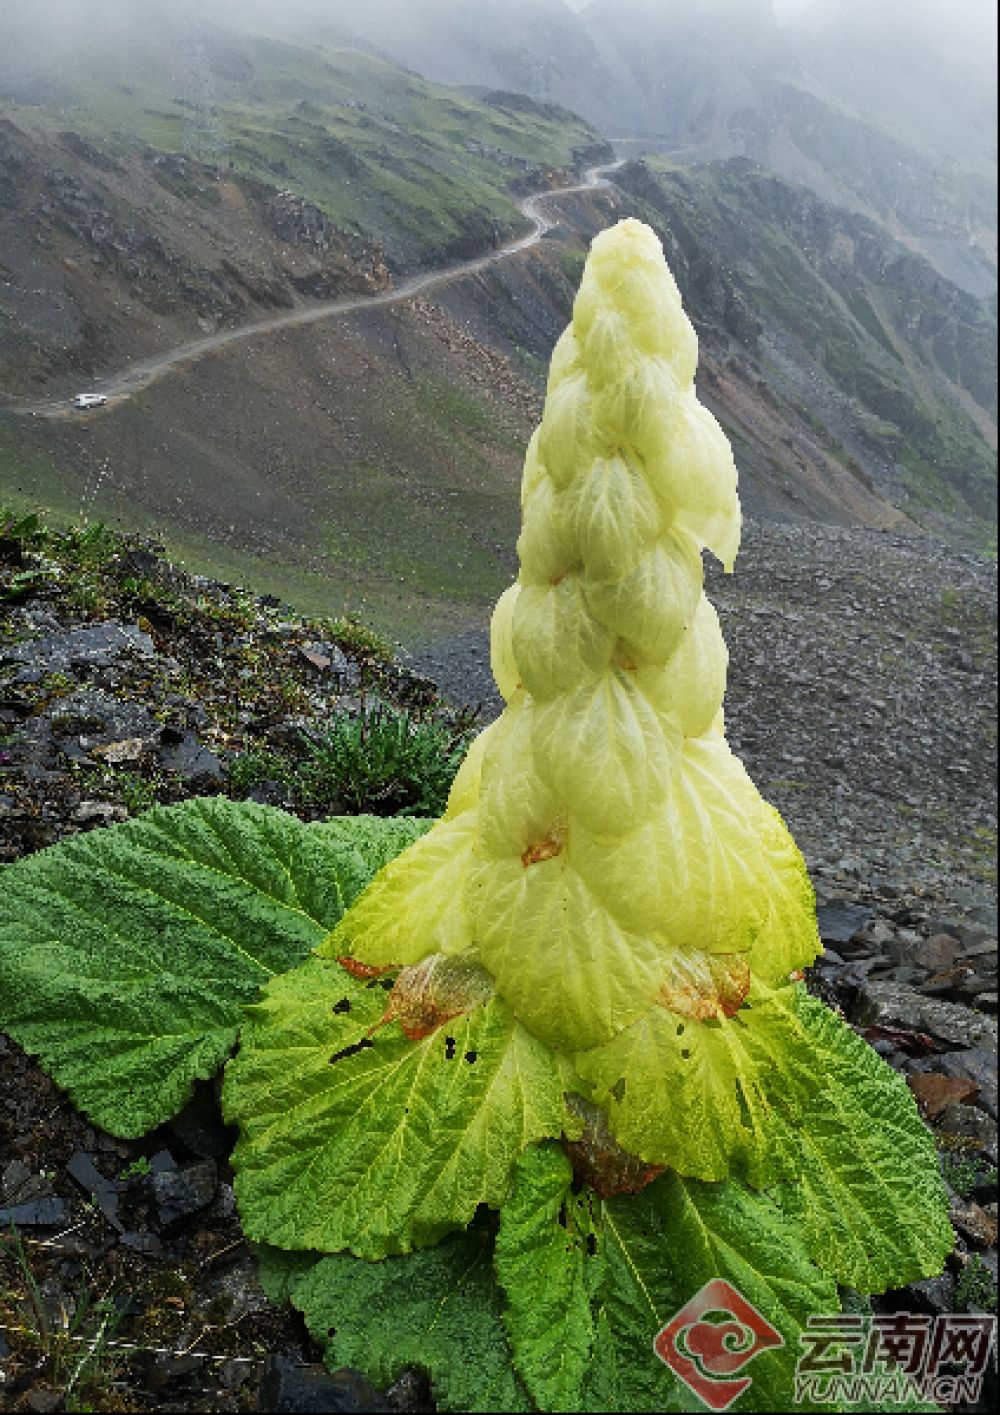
[319,0,996,298]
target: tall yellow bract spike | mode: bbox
[325,218,818,1067]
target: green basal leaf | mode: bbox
[588,1172,837,1414]
[285,1225,530,1414]
[281,1156,835,1414]
[314,814,432,876]
[767,993,954,1293]
[0,798,382,1136]
[252,1243,317,1306]
[224,956,571,1258]
[495,1143,595,1412]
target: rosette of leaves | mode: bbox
[0,220,951,1413]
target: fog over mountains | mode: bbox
[4,0,995,293]
[228,0,997,295]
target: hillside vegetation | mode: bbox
[0,5,606,392]
[318,0,997,298]
[0,3,994,640]
[617,158,997,535]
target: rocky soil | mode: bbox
[1,512,998,1410]
[0,517,455,1411]
[409,518,997,896]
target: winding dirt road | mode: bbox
[5,162,622,421]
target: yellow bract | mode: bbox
[326,217,818,1065]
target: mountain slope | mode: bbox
[617,158,996,532]
[0,5,994,639]
[3,155,994,647]
[315,0,997,297]
[0,3,607,394]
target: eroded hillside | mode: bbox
[0,13,607,394]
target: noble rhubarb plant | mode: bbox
[0,220,952,1413]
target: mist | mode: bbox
[3,0,996,77]
[2,0,994,226]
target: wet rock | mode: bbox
[158,727,223,780]
[932,1049,999,1120]
[152,1159,218,1230]
[907,1072,980,1118]
[0,1197,72,1226]
[1,1158,46,1203]
[258,1355,392,1413]
[73,800,129,823]
[903,1272,956,1315]
[816,901,873,944]
[958,937,999,961]
[119,1230,164,1257]
[211,1182,237,1220]
[914,934,962,972]
[889,966,927,986]
[949,1196,998,1247]
[937,1104,999,1164]
[149,1149,177,1175]
[66,1151,122,1231]
[2,622,155,678]
[856,981,999,1050]
[43,689,161,759]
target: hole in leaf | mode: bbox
[586,1232,597,1256]
[680,1048,691,1060]
[332,998,352,1015]
[444,1036,457,1060]
[464,1050,477,1064]
[676,1023,685,1037]
[329,1039,373,1065]
[610,1077,626,1103]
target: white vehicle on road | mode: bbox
[72,392,107,410]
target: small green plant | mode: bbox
[322,613,394,663]
[942,1150,998,1199]
[0,567,49,603]
[118,1156,153,1180]
[0,510,42,541]
[297,705,472,815]
[228,707,475,816]
[0,221,952,1412]
[228,747,297,795]
[116,771,164,816]
[955,1254,998,1313]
